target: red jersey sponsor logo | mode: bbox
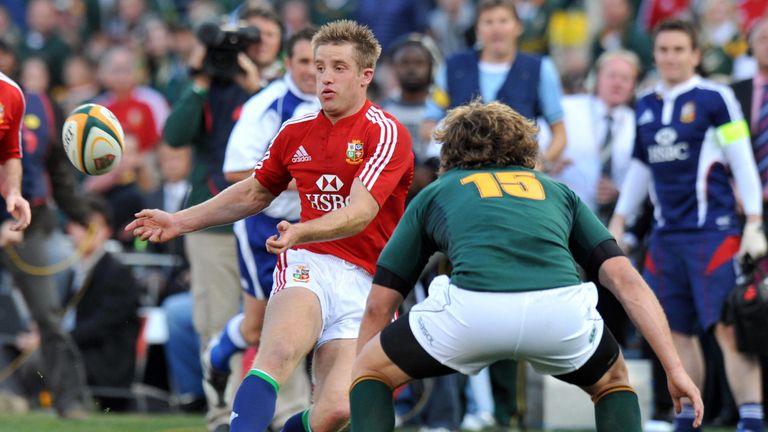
[345,140,364,165]
[305,193,350,212]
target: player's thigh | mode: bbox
[644,233,697,334]
[357,311,457,386]
[687,232,739,332]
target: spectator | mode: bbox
[427,0,475,58]
[356,0,429,52]
[0,5,22,48]
[609,19,766,432]
[63,194,141,411]
[238,6,285,87]
[59,55,101,115]
[280,0,312,38]
[106,0,157,46]
[97,46,170,155]
[591,0,653,75]
[17,0,73,90]
[698,0,747,81]
[732,18,768,160]
[307,0,356,25]
[142,18,190,104]
[380,35,440,199]
[424,0,568,176]
[513,0,554,55]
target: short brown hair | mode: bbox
[653,19,699,50]
[311,20,382,70]
[436,100,539,171]
[476,0,520,23]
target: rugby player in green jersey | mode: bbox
[348,100,704,431]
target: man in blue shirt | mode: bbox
[610,19,766,432]
[423,0,567,173]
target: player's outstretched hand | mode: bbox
[6,192,30,231]
[266,220,300,255]
[666,366,704,428]
[125,209,180,243]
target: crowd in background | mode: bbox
[0,0,766,430]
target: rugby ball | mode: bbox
[61,103,124,175]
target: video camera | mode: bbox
[196,21,261,80]
[723,255,768,355]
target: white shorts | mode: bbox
[272,249,372,346]
[409,276,604,376]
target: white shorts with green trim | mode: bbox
[409,276,604,376]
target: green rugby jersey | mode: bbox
[377,166,613,292]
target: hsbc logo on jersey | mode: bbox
[307,174,349,211]
[648,126,689,163]
[315,174,343,192]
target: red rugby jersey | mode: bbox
[254,100,414,274]
[0,73,24,162]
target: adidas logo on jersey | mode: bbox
[292,146,312,163]
[638,109,654,126]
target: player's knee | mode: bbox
[254,340,302,377]
[312,403,350,432]
[240,323,262,346]
[714,323,738,352]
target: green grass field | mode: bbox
[0,412,741,432]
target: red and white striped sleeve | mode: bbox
[357,105,414,206]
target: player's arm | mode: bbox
[570,198,703,426]
[127,177,275,243]
[599,255,702,426]
[538,58,567,164]
[714,89,766,258]
[357,191,434,352]
[0,89,30,231]
[608,159,650,247]
[266,178,378,253]
[357,282,404,354]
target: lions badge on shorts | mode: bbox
[345,140,364,165]
[291,264,310,283]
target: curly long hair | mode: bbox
[436,100,540,171]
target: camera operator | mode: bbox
[162,6,284,432]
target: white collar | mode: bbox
[655,74,701,100]
[284,74,318,103]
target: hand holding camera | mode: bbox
[193,21,263,92]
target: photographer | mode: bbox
[162,6,284,432]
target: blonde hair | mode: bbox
[311,20,382,70]
[436,100,540,171]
